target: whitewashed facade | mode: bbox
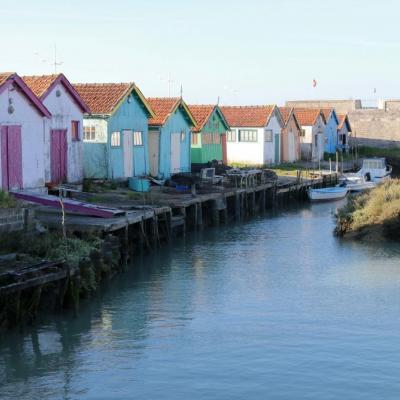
[41,82,87,183]
[0,74,50,191]
[299,114,325,161]
[223,107,282,166]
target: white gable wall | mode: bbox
[43,82,84,183]
[264,114,281,164]
[227,126,264,165]
[0,84,46,190]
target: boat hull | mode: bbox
[307,187,349,202]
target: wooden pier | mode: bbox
[0,173,337,329]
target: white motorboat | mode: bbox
[340,157,392,192]
[307,186,349,202]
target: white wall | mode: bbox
[43,83,84,183]
[312,115,325,161]
[0,83,46,191]
[264,114,281,164]
[299,116,325,161]
[227,126,264,165]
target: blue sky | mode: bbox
[1,0,400,105]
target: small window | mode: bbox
[181,131,186,142]
[213,133,220,144]
[227,130,236,142]
[133,131,143,146]
[239,129,257,142]
[191,132,200,145]
[301,129,306,137]
[83,125,96,141]
[71,121,80,141]
[264,129,273,142]
[111,131,121,147]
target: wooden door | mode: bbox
[51,129,67,184]
[274,133,280,164]
[288,131,295,162]
[123,130,134,178]
[221,133,227,164]
[149,130,160,177]
[1,125,22,190]
[170,133,181,174]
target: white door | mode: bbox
[123,130,134,177]
[171,133,181,174]
[149,130,160,177]
[288,131,295,162]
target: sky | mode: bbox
[1,0,400,105]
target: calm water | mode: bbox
[2,201,400,399]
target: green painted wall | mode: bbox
[191,108,226,164]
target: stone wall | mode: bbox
[285,99,400,148]
[285,100,361,114]
[0,208,35,234]
[348,109,400,148]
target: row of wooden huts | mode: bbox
[0,72,352,192]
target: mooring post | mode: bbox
[235,192,241,220]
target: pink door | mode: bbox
[50,129,68,184]
[1,125,23,191]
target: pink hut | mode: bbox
[0,73,50,191]
[22,74,90,184]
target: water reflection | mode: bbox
[1,201,400,399]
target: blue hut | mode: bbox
[74,82,154,180]
[321,108,339,154]
[147,97,196,178]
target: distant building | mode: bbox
[74,82,154,180]
[23,74,90,184]
[188,105,230,165]
[220,105,283,165]
[147,97,196,178]
[293,108,326,161]
[337,114,352,150]
[278,107,301,162]
[0,73,50,191]
[321,108,339,154]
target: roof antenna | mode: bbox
[217,96,220,105]
[180,84,183,99]
[52,44,63,73]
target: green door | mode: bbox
[274,133,280,164]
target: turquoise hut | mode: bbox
[147,97,196,178]
[74,82,154,180]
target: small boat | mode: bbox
[340,157,392,192]
[342,175,376,192]
[307,186,349,202]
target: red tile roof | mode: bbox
[21,74,60,98]
[0,72,14,87]
[278,107,293,126]
[293,108,325,126]
[23,74,90,113]
[337,114,352,131]
[220,105,276,127]
[147,97,196,127]
[147,97,181,125]
[73,83,133,114]
[278,106,302,131]
[187,104,215,132]
[0,72,51,117]
[321,108,334,121]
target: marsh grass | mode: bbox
[337,179,400,238]
[0,191,16,208]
